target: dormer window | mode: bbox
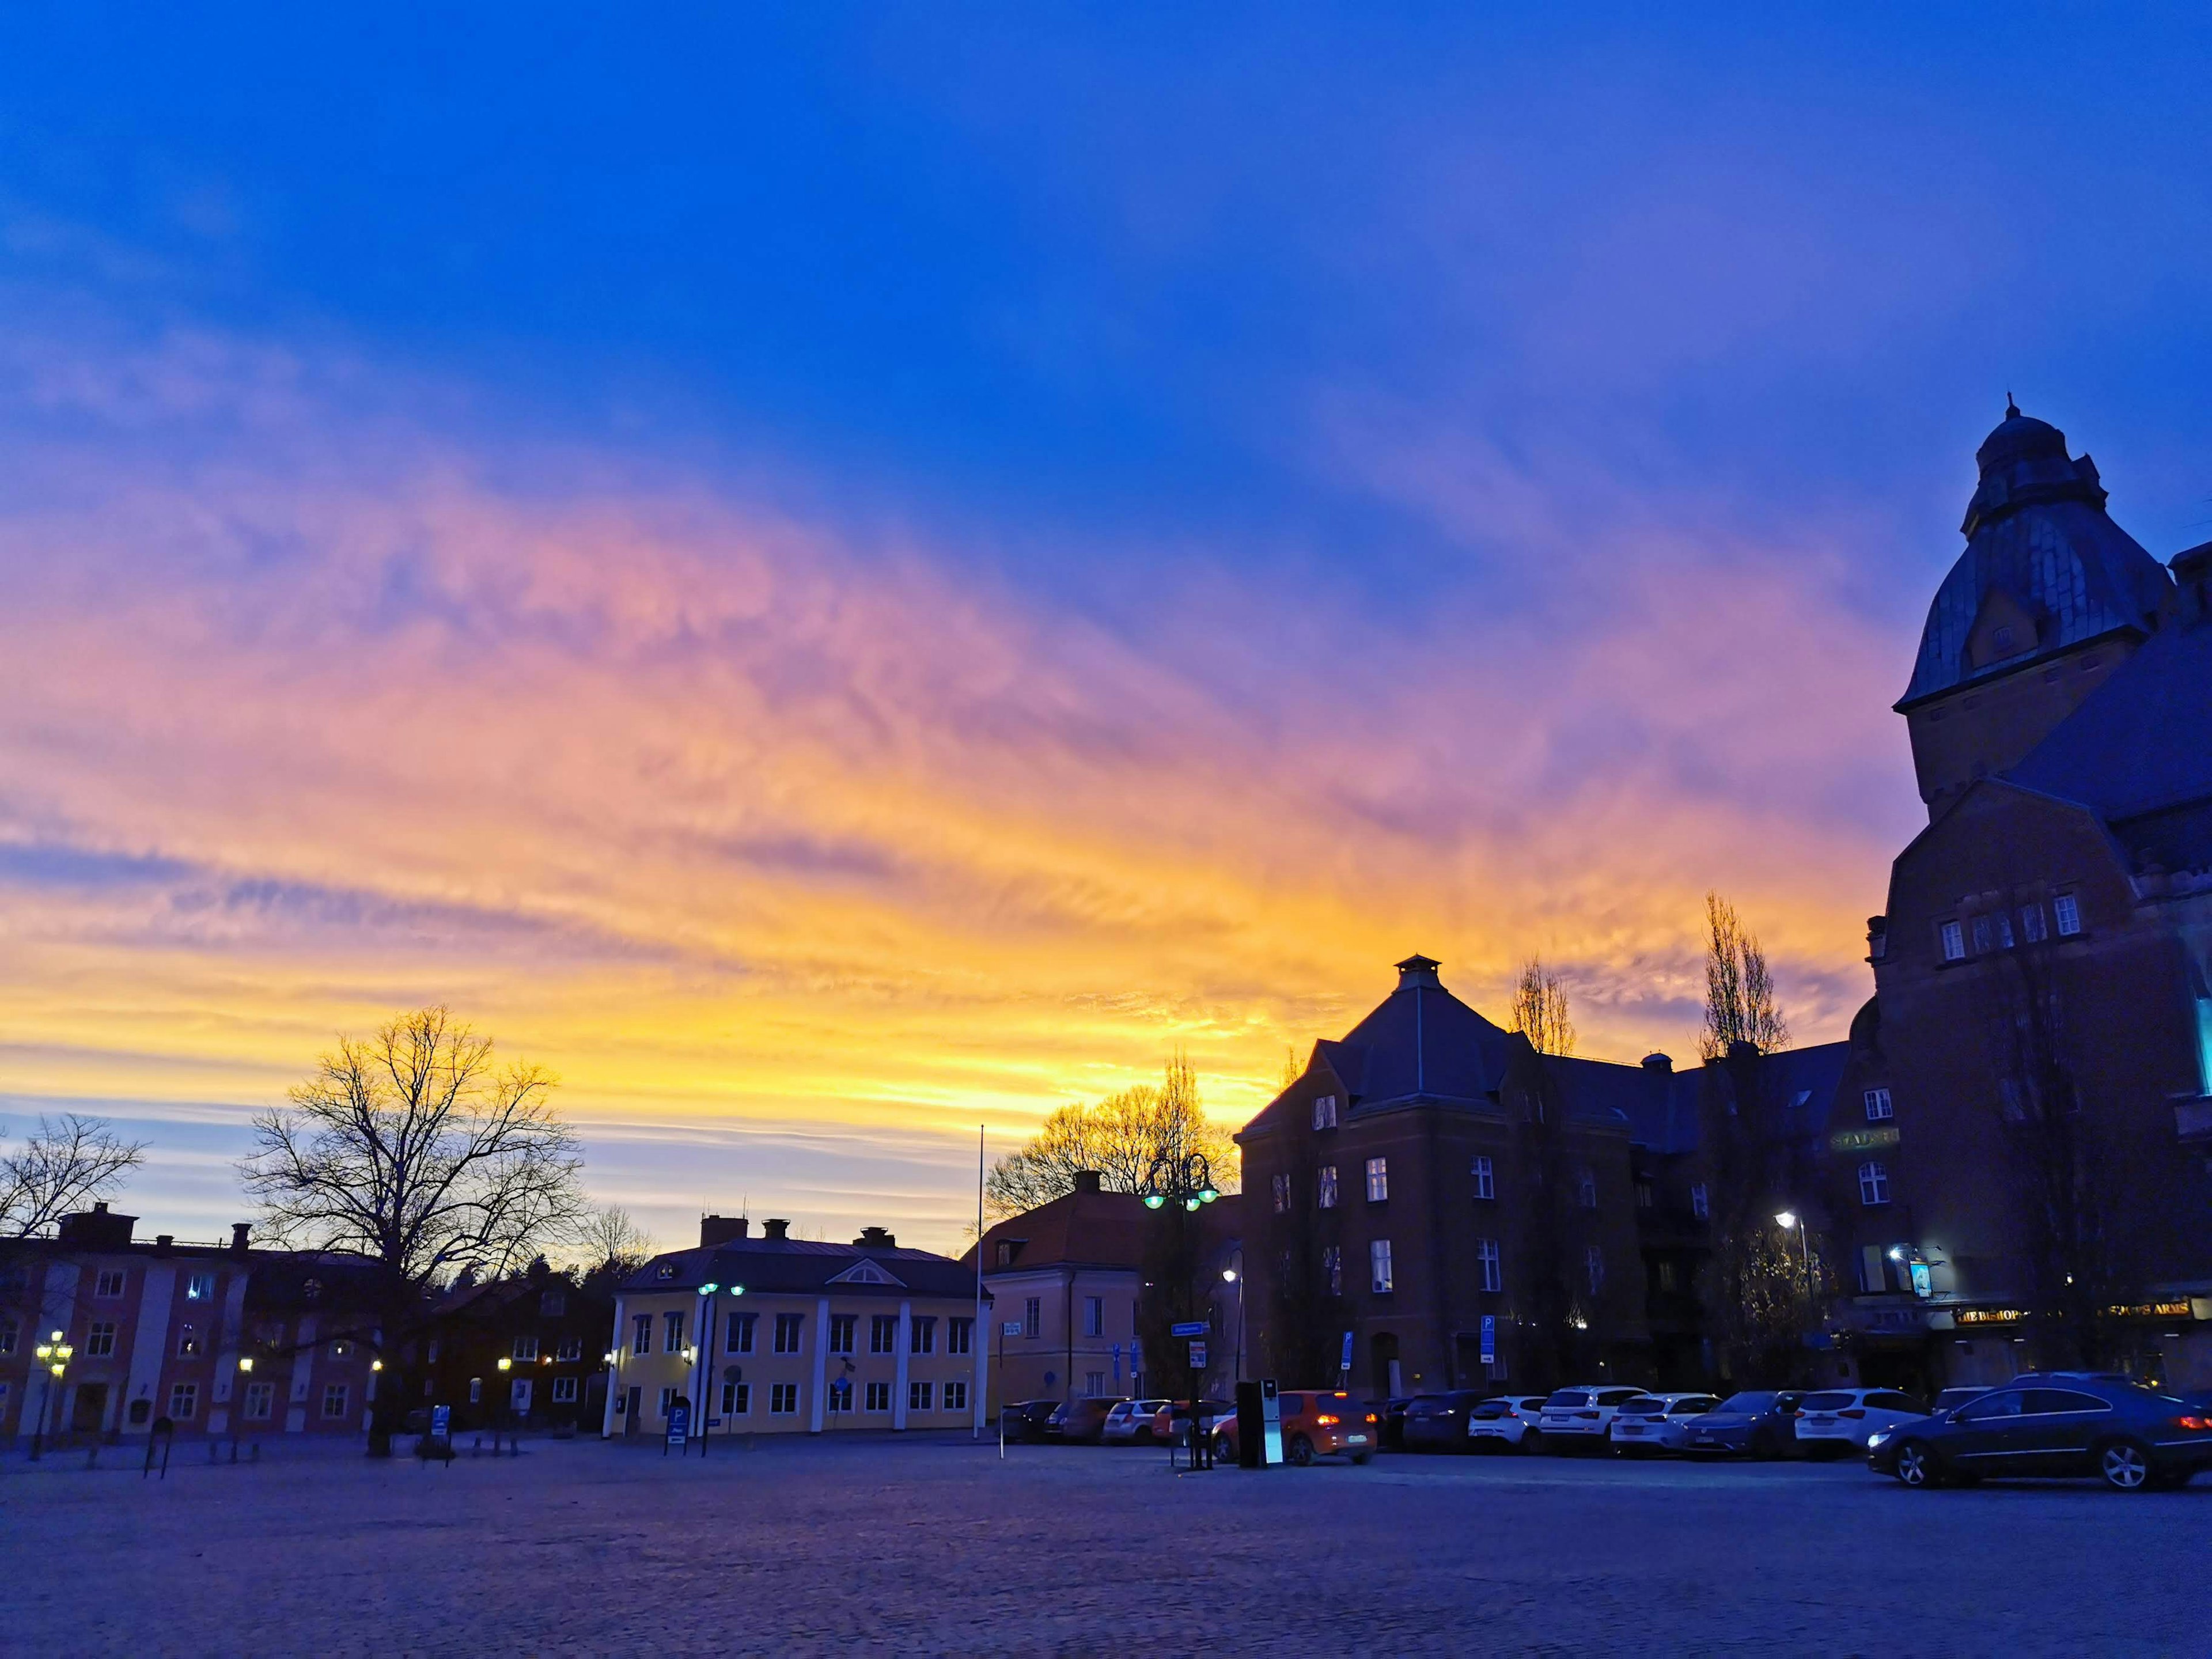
[1312,1094,1338,1131]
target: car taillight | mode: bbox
[2177,1415,2212,1431]
[1366,1413,1378,1424]
[1839,1408,1866,1419]
[1576,1410,1599,1419]
[1315,1414,1339,1426]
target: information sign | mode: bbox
[1480,1315,1495,1366]
[666,1401,690,1449]
[1171,1320,1207,1338]
[1187,1339,1208,1369]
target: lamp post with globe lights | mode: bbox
[1141,1150,1219,1469]
[30,1332,71,1459]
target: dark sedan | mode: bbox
[1869,1376,2212,1491]
[1364,1397,1414,1452]
[1680,1390,1806,1459]
[999,1400,1059,1444]
[1402,1391,1489,1453]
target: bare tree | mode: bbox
[569,1203,655,1278]
[2,1113,146,1237]
[1510,959,1577,1057]
[986,1051,1238,1219]
[241,1006,585,1454]
[1700,892,1790,1060]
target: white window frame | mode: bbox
[86,1321,117,1358]
[773,1313,804,1355]
[556,1335,583,1362]
[1477,1238,1501,1293]
[551,1376,579,1404]
[829,1314,856,1355]
[1369,1238,1393,1294]
[662,1310,685,1353]
[827,1377,853,1414]
[512,1334,539,1362]
[1472,1156,1495,1200]
[1940,920,1965,961]
[870,1314,897,1355]
[770,1382,800,1416]
[912,1316,937,1355]
[168,1382,199,1420]
[1082,1298,1103,1338]
[94,1269,126,1298]
[2054,893,2081,937]
[1313,1094,1338,1130]
[722,1380,751,1416]
[726,1312,756,1354]
[632,1313,652,1355]
[945,1379,969,1412]
[2020,902,2047,943]
[864,1380,891,1412]
[949,1317,973,1356]
[1863,1087,1893,1122]
[1858,1160,1891,1207]
[1317,1164,1338,1209]
[244,1380,275,1420]
[322,1383,350,1419]
[1365,1157,1389,1203]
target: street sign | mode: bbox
[1338,1330,1354,1373]
[1111,1342,1122,1382]
[1002,1320,1023,1337]
[1188,1340,1208,1369]
[1171,1320,1207,1338]
[1480,1315,1495,1366]
[665,1401,690,1450]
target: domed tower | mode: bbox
[1895,403,2173,817]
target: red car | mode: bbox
[1211,1391,1376,1465]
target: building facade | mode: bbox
[0,1203,385,1446]
[604,1217,987,1439]
[421,1265,615,1433]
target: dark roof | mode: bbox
[1899,408,2169,709]
[964,1188,1243,1274]
[1327,957,1516,1112]
[623,1234,983,1302]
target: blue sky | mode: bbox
[3,5,2209,1253]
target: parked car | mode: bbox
[1680,1391,1807,1459]
[1793,1388,1927,1458]
[1402,1391,1490,1453]
[1466,1395,1550,1453]
[1535,1385,1647,1452]
[999,1400,1059,1443]
[1607,1393,1722,1455]
[1046,1396,1128,1444]
[1101,1398,1173,1445]
[1364,1397,1415,1451]
[1213,1389,1376,1465]
[1869,1377,2212,1491]
[1931,1387,1991,1414]
[1151,1397,1234,1446]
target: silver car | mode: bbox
[1100,1397,1173,1445]
[1606,1392,1722,1455]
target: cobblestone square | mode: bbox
[3,1436,2204,1654]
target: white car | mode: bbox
[1536,1385,1647,1451]
[1607,1392,1722,1455]
[1466,1395,1550,1452]
[1100,1398,1173,1445]
[1793,1388,1929,1458]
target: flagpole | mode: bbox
[974,1122,986,1441]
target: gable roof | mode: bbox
[623,1234,981,1302]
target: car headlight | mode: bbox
[1866,1431,1891,1449]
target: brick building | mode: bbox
[604,1216,987,1438]
[419,1263,615,1433]
[0,1203,384,1448]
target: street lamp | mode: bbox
[1775,1211,1813,1305]
[497,1354,513,1452]
[1222,1260,1245,1385]
[30,1331,70,1461]
[230,1355,255,1463]
[1140,1150,1218,1468]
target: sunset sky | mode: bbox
[5,7,2210,1256]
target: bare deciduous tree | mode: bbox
[242,1006,585,1453]
[985,1050,1238,1218]
[2,1113,146,1237]
[1510,959,1577,1057]
[569,1203,656,1281]
[1700,892,1790,1060]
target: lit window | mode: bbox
[1317,1165,1339,1209]
[632,1313,652,1355]
[1472,1156,1494,1200]
[865,1380,891,1412]
[911,1316,937,1354]
[321,1384,349,1419]
[726,1312,756,1354]
[1365,1158,1389,1203]
[176,1324,200,1358]
[1577,1169,1598,1210]
[94,1270,126,1298]
[773,1313,804,1354]
[1477,1238,1501,1293]
[662,1310,685,1353]
[1940,921,1965,961]
[829,1315,856,1354]
[1585,1247,1605,1294]
[1313,1094,1339,1130]
[1083,1298,1103,1338]
[1322,1245,1341,1296]
[185,1272,215,1302]
[949,1317,973,1355]
[910,1380,934,1412]
[1864,1088,1893,1122]
[168,1382,198,1420]
[512,1335,539,1362]
[1690,1183,1709,1220]
[1859,1161,1892,1206]
[770,1382,799,1415]
[827,1378,853,1414]
[1370,1239,1394,1294]
[1271,1173,1290,1214]
[551,1377,578,1403]
[2020,903,2047,943]
[870,1315,898,1354]
[945,1380,969,1412]
[86,1321,117,1358]
[2054,893,2081,937]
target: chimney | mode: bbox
[762,1217,790,1242]
[230,1222,252,1255]
[853,1225,896,1249]
[56,1206,137,1250]
[1395,953,1442,988]
[154,1234,175,1253]
[1072,1170,1103,1195]
[1640,1052,1673,1073]
[699,1214,752,1248]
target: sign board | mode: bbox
[1171,1320,1207,1338]
[1260,1378,1283,1467]
[1111,1342,1122,1383]
[1830,1124,1902,1154]
[1908,1263,1933,1298]
[665,1401,691,1449]
[1480,1315,1495,1366]
[429,1404,452,1440]
[1002,1320,1023,1337]
[1339,1330,1354,1373]
[1187,1340,1208,1369]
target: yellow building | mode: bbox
[604,1217,988,1438]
